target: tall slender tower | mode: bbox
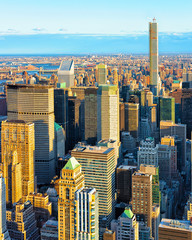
[97,85,119,143]
[0,175,11,240]
[58,157,84,240]
[96,64,107,85]
[149,18,159,95]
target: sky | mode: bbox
[0,0,192,54]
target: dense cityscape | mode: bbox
[0,17,192,240]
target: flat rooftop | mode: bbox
[72,145,113,154]
[159,219,192,231]
[117,165,137,170]
[7,84,53,89]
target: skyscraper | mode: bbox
[0,175,10,240]
[124,102,139,139]
[68,95,81,150]
[7,84,55,184]
[160,97,175,123]
[111,208,139,240]
[137,138,158,167]
[1,150,22,206]
[116,165,137,203]
[97,85,119,143]
[139,165,160,205]
[160,120,186,171]
[1,120,35,202]
[54,88,68,145]
[96,64,107,85]
[149,18,160,95]
[84,87,98,145]
[71,143,116,227]
[75,188,99,240]
[132,172,152,231]
[58,157,84,240]
[58,60,74,88]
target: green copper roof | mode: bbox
[64,157,80,170]
[54,122,62,131]
[121,208,134,219]
[173,80,180,83]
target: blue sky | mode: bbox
[0,0,192,54]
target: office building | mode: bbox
[139,222,152,240]
[0,175,10,240]
[140,118,151,140]
[157,144,172,185]
[152,205,160,240]
[1,120,35,203]
[159,219,192,240]
[111,208,139,240]
[161,136,177,175]
[181,89,192,138]
[160,97,175,123]
[0,95,7,116]
[58,157,84,240]
[71,86,87,141]
[68,95,81,150]
[119,102,125,132]
[97,139,119,166]
[132,172,152,230]
[0,149,22,206]
[58,60,74,88]
[96,64,107,85]
[27,192,52,227]
[54,88,68,147]
[84,87,98,145]
[41,220,58,240]
[137,138,158,167]
[97,85,119,143]
[6,201,40,240]
[160,121,186,171]
[75,188,99,240]
[139,165,160,205]
[124,103,139,139]
[71,143,116,227]
[121,131,136,154]
[7,84,55,184]
[54,122,65,158]
[116,165,137,203]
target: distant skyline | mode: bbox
[0,0,192,54]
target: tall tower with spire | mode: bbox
[0,175,11,240]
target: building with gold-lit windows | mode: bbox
[58,157,84,240]
[1,120,35,204]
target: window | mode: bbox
[66,188,70,199]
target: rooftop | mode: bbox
[64,157,80,170]
[159,219,192,231]
[118,165,137,170]
[72,145,113,154]
[59,60,73,71]
[121,208,134,219]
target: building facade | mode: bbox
[7,84,55,184]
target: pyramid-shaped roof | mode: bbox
[64,157,80,170]
[121,208,134,219]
